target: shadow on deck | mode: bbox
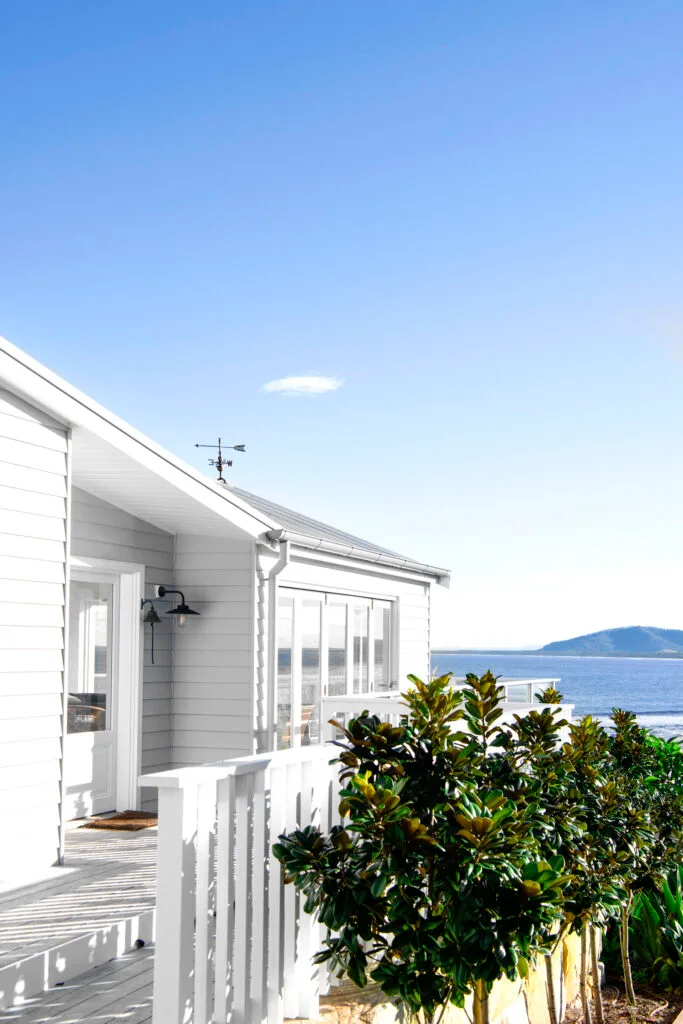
[0,827,157,1011]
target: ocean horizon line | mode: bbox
[432,649,683,661]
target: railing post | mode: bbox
[232,770,252,1024]
[250,765,268,1023]
[194,782,217,1024]
[282,760,301,1018]
[267,763,287,1022]
[214,774,235,1024]
[296,757,320,1020]
[152,784,199,1024]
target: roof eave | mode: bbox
[0,336,280,538]
[265,528,451,585]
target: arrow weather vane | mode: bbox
[195,438,246,483]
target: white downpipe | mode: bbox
[266,541,290,753]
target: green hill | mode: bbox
[539,626,683,655]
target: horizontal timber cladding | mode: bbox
[70,487,174,808]
[278,556,432,687]
[0,388,68,874]
[171,534,256,766]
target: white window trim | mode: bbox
[276,588,397,748]
[68,555,145,811]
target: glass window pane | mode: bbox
[327,603,347,696]
[353,606,369,694]
[301,599,321,746]
[277,595,294,749]
[67,580,113,734]
[373,602,393,691]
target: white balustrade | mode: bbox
[141,744,340,1024]
[321,679,570,742]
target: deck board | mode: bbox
[0,945,154,1023]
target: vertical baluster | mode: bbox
[193,782,217,1024]
[250,765,268,1023]
[152,783,198,1024]
[267,763,287,1023]
[295,757,319,1020]
[232,770,252,1024]
[214,774,235,1024]
[326,750,344,991]
[316,753,333,999]
[282,760,301,1017]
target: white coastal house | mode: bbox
[0,335,450,880]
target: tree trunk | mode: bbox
[620,903,637,1005]
[580,926,593,1024]
[545,953,559,1024]
[473,979,490,1024]
[590,924,604,1024]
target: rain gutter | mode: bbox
[264,528,450,585]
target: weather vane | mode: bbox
[194,437,246,483]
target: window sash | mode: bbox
[276,589,395,748]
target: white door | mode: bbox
[63,573,118,818]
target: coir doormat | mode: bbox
[80,810,158,831]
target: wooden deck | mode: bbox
[0,945,154,1023]
[0,827,157,1012]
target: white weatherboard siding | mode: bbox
[172,534,256,765]
[70,488,174,809]
[278,556,432,686]
[0,389,68,875]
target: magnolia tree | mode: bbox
[275,674,568,1024]
[274,673,683,1024]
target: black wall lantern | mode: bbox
[157,586,200,627]
[141,599,161,664]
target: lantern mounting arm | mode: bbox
[157,586,186,604]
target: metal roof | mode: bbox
[229,485,403,557]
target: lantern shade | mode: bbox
[166,603,199,618]
[141,598,162,622]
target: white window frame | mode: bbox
[276,587,396,747]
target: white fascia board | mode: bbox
[272,532,450,586]
[0,337,278,540]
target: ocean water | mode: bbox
[429,652,683,739]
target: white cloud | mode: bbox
[262,374,344,396]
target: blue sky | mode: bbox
[2,1,683,646]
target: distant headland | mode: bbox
[434,626,683,658]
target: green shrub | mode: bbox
[274,673,568,1024]
[273,675,683,1021]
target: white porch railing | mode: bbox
[141,745,341,1024]
[321,678,568,742]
